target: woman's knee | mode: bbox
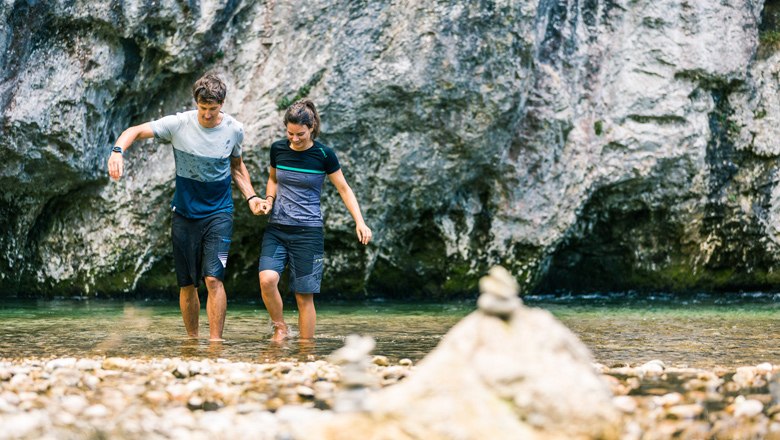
[295,293,314,308]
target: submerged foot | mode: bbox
[271,321,289,342]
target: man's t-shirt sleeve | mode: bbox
[231,125,244,158]
[150,114,182,142]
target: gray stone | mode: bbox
[770,373,780,405]
[292,267,621,439]
[732,396,765,418]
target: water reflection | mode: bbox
[0,294,778,368]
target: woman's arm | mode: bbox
[260,167,278,215]
[328,169,372,245]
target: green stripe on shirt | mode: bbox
[277,164,326,174]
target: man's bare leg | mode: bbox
[295,293,316,339]
[259,270,288,341]
[180,285,200,338]
[204,276,227,341]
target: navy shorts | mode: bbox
[258,224,324,294]
[171,212,233,288]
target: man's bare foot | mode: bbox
[209,337,225,342]
[271,321,289,342]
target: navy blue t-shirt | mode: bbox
[269,139,341,227]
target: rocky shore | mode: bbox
[0,355,778,440]
[2,269,778,439]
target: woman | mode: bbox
[257,99,372,341]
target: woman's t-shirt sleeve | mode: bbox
[324,147,341,174]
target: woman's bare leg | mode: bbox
[295,293,316,339]
[259,270,288,341]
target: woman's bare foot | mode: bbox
[271,321,289,342]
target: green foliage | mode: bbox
[759,30,780,46]
[726,119,740,136]
[440,261,479,296]
[711,109,740,138]
[206,49,225,64]
[276,86,310,111]
[594,120,604,136]
[276,69,326,111]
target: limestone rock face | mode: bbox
[1,0,779,297]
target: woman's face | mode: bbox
[286,123,313,149]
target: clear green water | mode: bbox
[534,293,780,368]
[0,293,778,368]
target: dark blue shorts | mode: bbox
[171,212,233,288]
[258,224,324,294]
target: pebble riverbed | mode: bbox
[0,356,779,439]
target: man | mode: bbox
[108,73,263,341]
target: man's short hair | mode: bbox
[192,73,226,104]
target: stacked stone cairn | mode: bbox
[328,335,378,413]
[289,265,622,439]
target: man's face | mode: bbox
[286,123,313,149]
[197,100,223,128]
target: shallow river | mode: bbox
[0,292,778,368]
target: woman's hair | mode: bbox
[283,99,321,139]
[192,73,226,104]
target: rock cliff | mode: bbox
[1,0,779,298]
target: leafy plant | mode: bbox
[759,30,780,46]
[276,69,326,110]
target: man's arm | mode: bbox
[328,169,372,245]
[108,123,154,181]
[230,156,263,215]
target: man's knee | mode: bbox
[204,276,223,291]
[259,271,279,291]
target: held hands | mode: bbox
[256,195,274,215]
[258,199,273,215]
[356,222,372,245]
[248,196,273,216]
[248,197,264,215]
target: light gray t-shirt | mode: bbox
[150,110,244,218]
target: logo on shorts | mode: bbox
[218,252,228,268]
